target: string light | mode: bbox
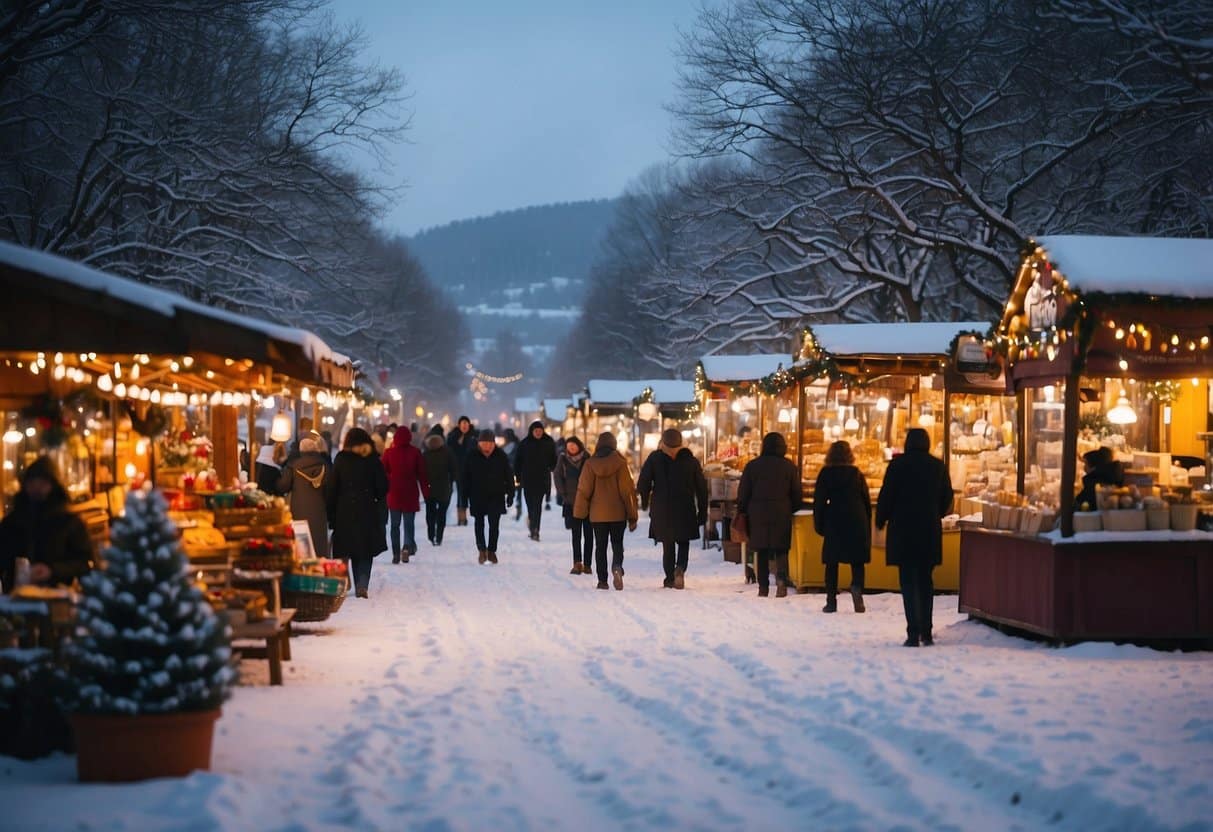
[464,362,524,384]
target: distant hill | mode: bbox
[408,199,618,384]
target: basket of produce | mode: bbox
[282,587,346,622]
[235,538,296,572]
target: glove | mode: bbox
[628,519,637,533]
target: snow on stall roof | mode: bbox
[700,354,793,382]
[514,397,541,414]
[543,398,572,421]
[587,379,696,405]
[0,241,351,370]
[1036,235,1213,298]
[812,322,991,357]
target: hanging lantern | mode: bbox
[1107,394,1137,425]
[270,411,292,443]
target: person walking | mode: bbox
[326,428,389,599]
[875,428,954,646]
[514,420,557,541]
[813,440,871,613]
[737,432,802,598]
[382,425,430,564]
[277,435,333,558]
[422,425,458,546]
[447,416,478,526]
[637,428,707,590]
[573,432,638,591]
[502,428,523,521]
[462,429,513,564]
[553,436,593,575]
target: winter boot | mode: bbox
[478,549,487,564]
[487,550,498,564]
[851,586,865,613]
[612,567,624,591]
[596,581,609,590]
[775,580,788,598]
[570,563,582,575]
[673,567,685,590]
[757,585,769,597]
[458,508,468,526]
[822,596,837,613]
[392,552,400,564]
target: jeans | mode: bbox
[591,521,626,582]
[825,562,866,596]
[898,563,935,639]
[514,485,524,520]
[474,513,501,552]
[455,480,469,510]
[350,556,373,593]
[425,496,450,544]
[755,548,789,589]
[524,488,545,533]
[569,517,593,567]
[388,509,416,557]
[661,540,690,582]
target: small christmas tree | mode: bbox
[64,489,234,715]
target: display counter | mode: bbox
[959,527,1213,640]
[786,511,961,592]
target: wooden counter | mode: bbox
[786,513,960,592]
[959,527,1213,641]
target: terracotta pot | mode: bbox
[72,708,220,782]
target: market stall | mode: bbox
[0,241,356,626]
[959,235,1213,640]
[749,322,1002,592]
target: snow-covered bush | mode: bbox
[63,489,234,715]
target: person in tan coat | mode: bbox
[573,432,638,591]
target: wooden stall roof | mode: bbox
[586,379,697,407]
[998,235,1213,385]
[0,241,354,389]
[700,354,793,384]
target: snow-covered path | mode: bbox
[3,513,1212,831]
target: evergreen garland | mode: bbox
[63,489,234,715]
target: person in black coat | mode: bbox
[326,428,389,598]
[636,428,708,589]
[277,436,333,558]
[514,420,557,541]
[461,429,514,564]
[737,432,803,597]
[876,428,954,646]
[447,416,478,525]
[422,425,458,546]
[1074,446,1124,513]
[0,457,93,591]
[813,440,871,613]
[553,436,593,574]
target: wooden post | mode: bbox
[211,404,240,489]
[1016,388,1028,495]
[942,388,952,472]
[1059,374,1080,538]
[246,405,257,480]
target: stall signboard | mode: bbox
[951,335,1006,391]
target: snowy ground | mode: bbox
[2,511,1211,831]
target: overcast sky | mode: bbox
[327,0,704,236]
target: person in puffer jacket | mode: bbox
[573,432,638,591]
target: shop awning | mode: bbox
[0,241,354,389]
[543,398,572,421]
[514,397,541,415]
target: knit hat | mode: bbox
[478,429,496,443]
[596,431,616,450]
[661,428,683,448]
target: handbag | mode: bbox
[730,511,749,543]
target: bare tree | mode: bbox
[668,0,1212,340]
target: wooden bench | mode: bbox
[231,608,295,686]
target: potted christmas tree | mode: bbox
[63,488,235,782]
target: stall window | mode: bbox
[949,393,1017,500]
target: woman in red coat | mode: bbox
[381,426,430,563]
